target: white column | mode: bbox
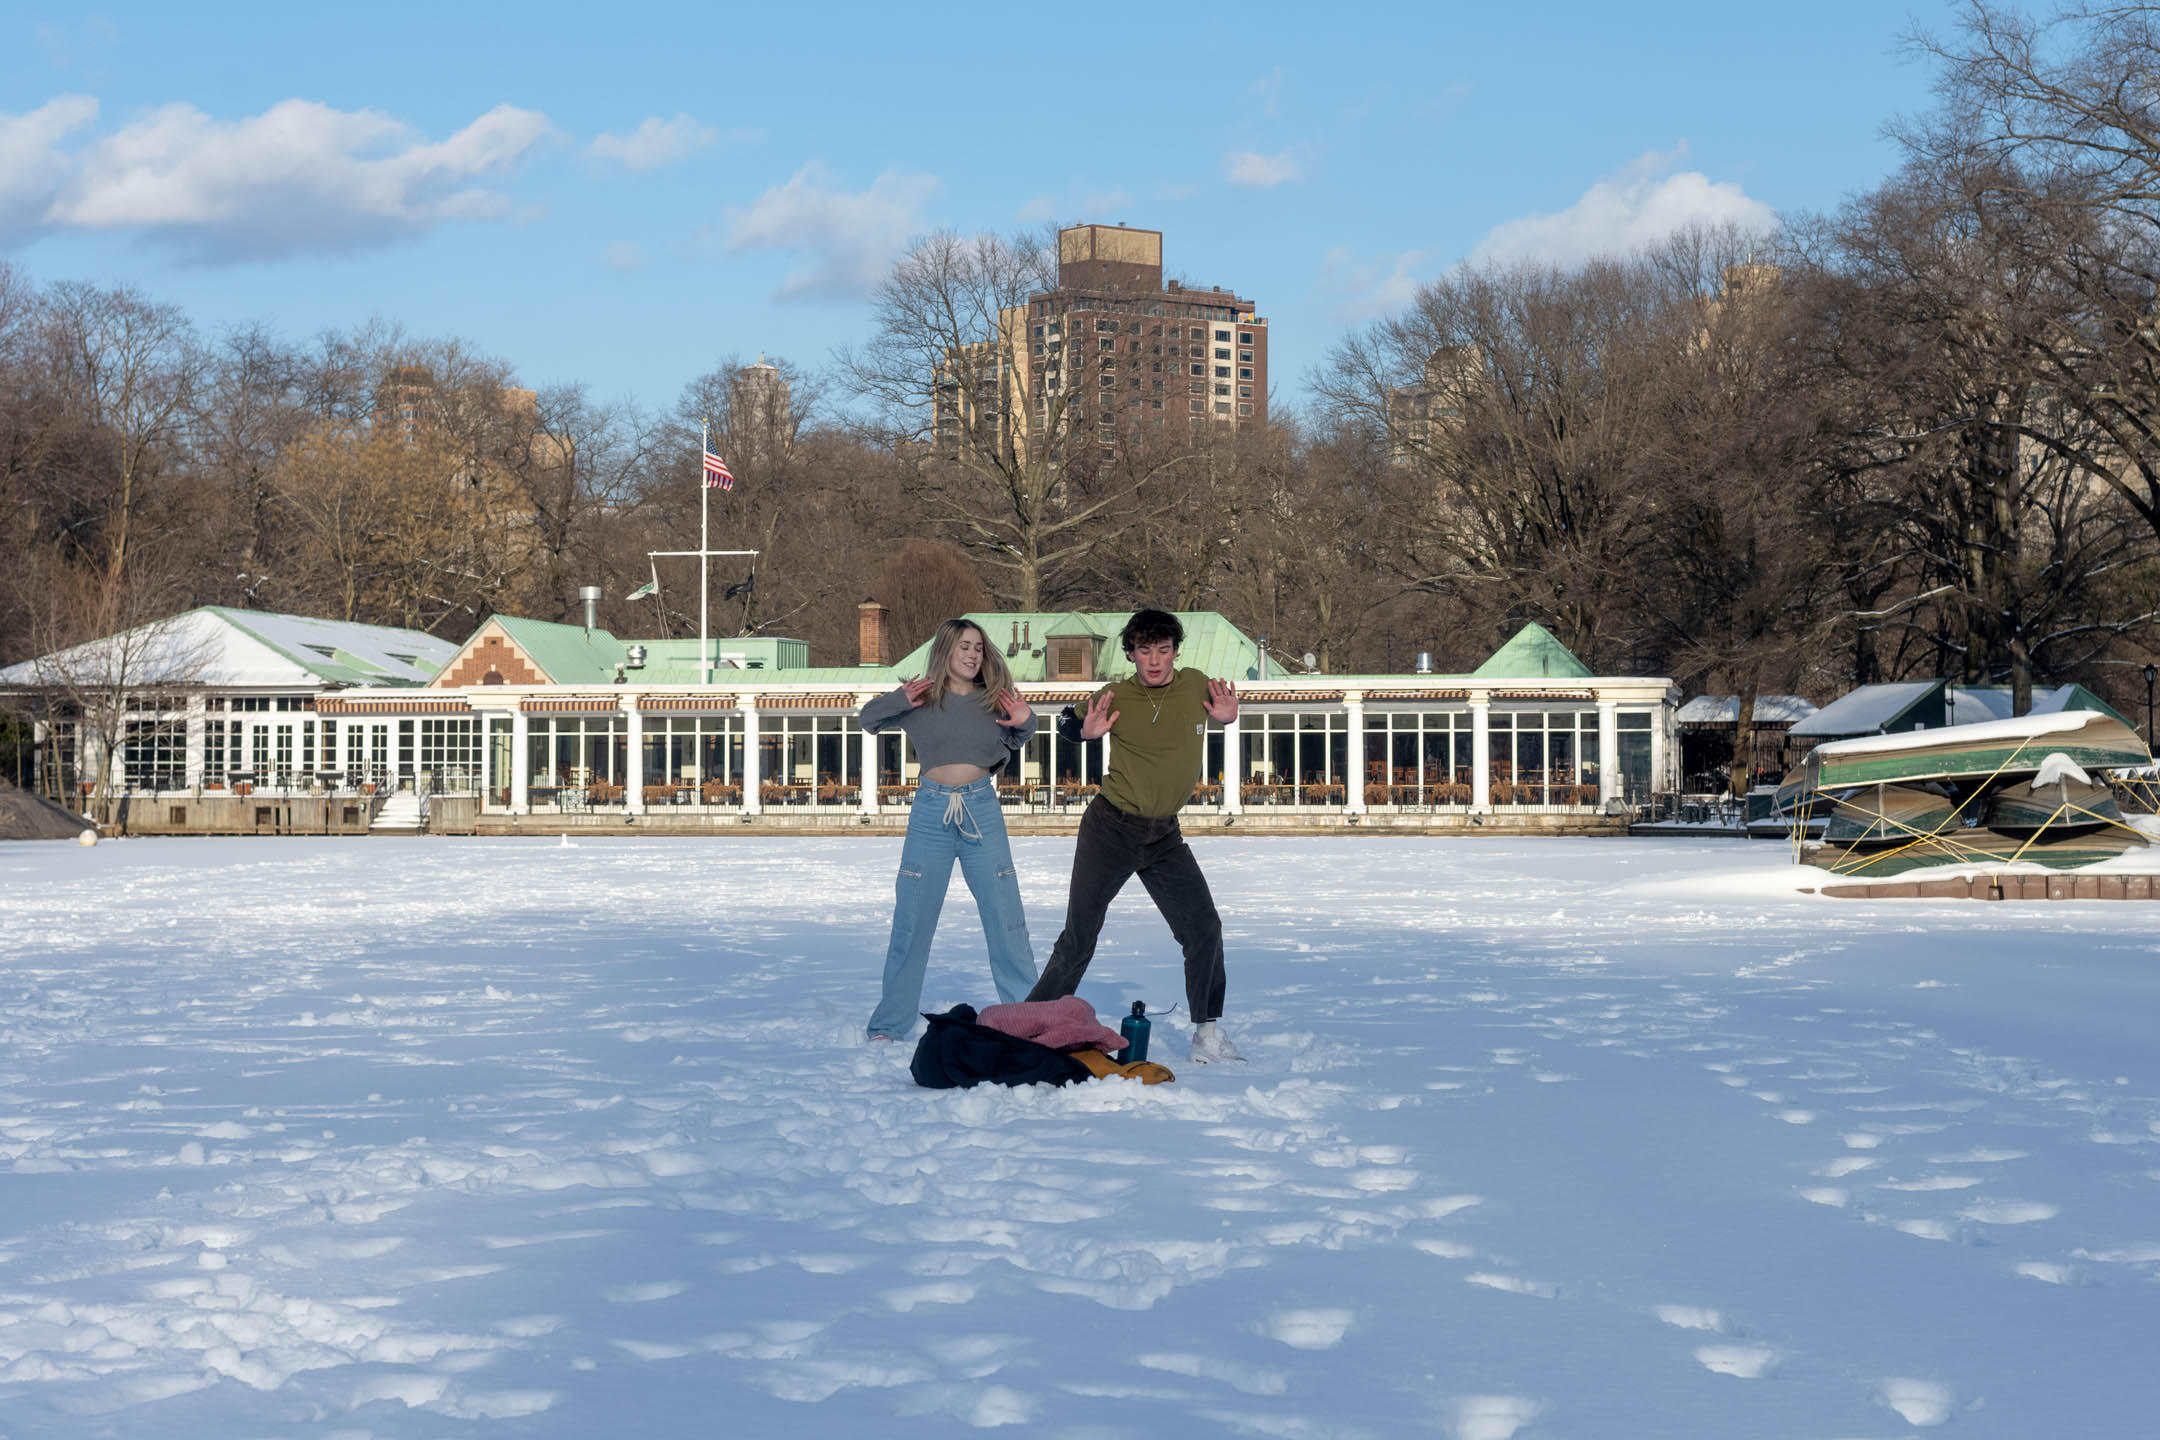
[1345,692,1366,814]
[185,696,206,790]
[1224,714,1242,815]
[1653,695,1675,798]
[1470,696,1492,811]
[511,707,530,813]
[625,700,645,814]
[478,713,494,806]
[1597,699,1619,807]
[742,697,761,814]
[857,695,878,816]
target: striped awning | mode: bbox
[1492,690,1595,702]
[316,696,471,715]
[758,694,858,710]
[1366,689,1469,702]
[635,695,738,712]
[519,696,624,713]
[1240,690,1345,703]
[1029,689,1098,703]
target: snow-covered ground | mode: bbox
[2,834,2156,1438]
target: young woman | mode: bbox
[858,618,1040,1040]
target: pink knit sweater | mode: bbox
[977,996,1127,1054]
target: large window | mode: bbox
[1364,708,1473,802]
[525,714,627,790]
[638,715,744,799]
[121,719,186,789]
[1239,711,1347,800]
[417,717,480,791]
[758,713,863,802]
[1488,709,1601,805]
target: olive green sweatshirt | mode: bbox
[1094,668,1213,818]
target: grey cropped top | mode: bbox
[858,687,1038,772]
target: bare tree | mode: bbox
[1801,155,2158,713]
[874,539,989,656]
[7,545,214,815]
[840,227,1192,609]
[37,282,205,593]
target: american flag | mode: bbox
[702,444,734,491]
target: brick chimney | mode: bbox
[858,600,891,666]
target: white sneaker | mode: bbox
[1190,1021,1245,1064]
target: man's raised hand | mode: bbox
[1204,678,1240,723]
[1079,689,1119,739]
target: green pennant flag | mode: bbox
[624,580,658,601]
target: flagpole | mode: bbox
[699,418,711,685]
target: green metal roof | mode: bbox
[1470,623,1593,680]
[890,612,1266,683]
[492,616,628,684]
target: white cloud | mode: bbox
[605,241,643,271]
[726,164,938,300]
[1322,244,1437,323]
[1250,67,1284,118]
[588,114,716,172]
[1226,150,1300,188]
[0,95,98,240]
[41,98,553,262]
[1469,145,1775,267]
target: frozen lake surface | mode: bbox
[2,834,2156,1438]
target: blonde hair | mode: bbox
[923,618,1011,709]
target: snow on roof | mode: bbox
[1787,681,1940,738]
[0,607,456,690]
[1677,695,1818,725]
[1813,708,2100,758]
[1945,684,2132,727]
[209,608,456,686]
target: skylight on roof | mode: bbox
[387,653,419,665]
[305,644,337,659]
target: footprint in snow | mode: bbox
[1261,1308,1354,1350]
[1876,1377,1958,1426]
[1452,1394,1540,1440]
[1135,1351,1288,1396]
[1959,1200,2059,1224]
[1465,1272,1558,1300]
[1694,1344,1778,1378]
[1653,1304,1724,1333]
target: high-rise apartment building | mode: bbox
[936,224,1268,457]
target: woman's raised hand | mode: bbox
[901,676,933,706]
[995,688,1033,726]
[1078,689,1119,739]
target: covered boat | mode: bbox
[1790,710,2148,793]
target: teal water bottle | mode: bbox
[1118,1002,1151,1063]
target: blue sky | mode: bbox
[3,2,1948,418]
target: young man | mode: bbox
[1025,609,1245,1063]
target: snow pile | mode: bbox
[1,835,2155,1435]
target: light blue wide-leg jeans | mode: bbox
[867,776,1038,1038]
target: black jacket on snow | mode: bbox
[909,1004,1091,1089]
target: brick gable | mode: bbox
[437,629,544,688]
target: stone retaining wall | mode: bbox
[1808,873,2160,901]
